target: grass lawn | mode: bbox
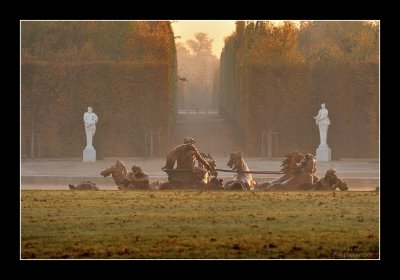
[21,190,379,259]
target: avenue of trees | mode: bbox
[176,32,219,110]
[219,21,379,158]
[21,21,177,157]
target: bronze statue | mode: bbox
[262,153,318,191]
[100,160,151,190]
[257,151,305,190]
[161,137,221,189]
[100,160,130,189]
[280,151,305,173]
[312,169,348,191]
[126,165,150,189]
[223,151,257,190]
[164,137,212,171]
[198,152,223,190]
[69,181,99,190]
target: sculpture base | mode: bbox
[316,146,331,162]
[83,146,96,162]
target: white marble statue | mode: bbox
[314,103,330,147]
[83,106,98,148]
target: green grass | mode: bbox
[21,190,379,259]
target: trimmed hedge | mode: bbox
[21,21,177,158]
[22,61,175,157]
[219,21,378,159]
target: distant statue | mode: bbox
[314,103,330,147]
[83,107,98,148]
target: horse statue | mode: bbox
[312,169,348,191]
[281,151,305,173]
[257,151,304,190]
[198,152,223,190]
[100,160,152,190]
[257,151,306,190]
[100,160,129,189]
[263,152,317,191]
[222,151,257,190]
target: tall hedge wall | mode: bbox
[22,61,175,157]
[21,21,177,158]
[219,21,379,159]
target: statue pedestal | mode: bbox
[316,145,331,162]
[83,146,96,162]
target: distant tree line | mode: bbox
[219,21,378,159]
[176,33,219,110]
[21,21,177,158]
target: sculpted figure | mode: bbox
[264,153,317,191]
[161,137,220,189]
[126,165,150,189]
[223,151,257,191]
[164,137,212,171]
[314,103,330,147]
[101,160,152,190]
[69,181,99,190]
[257,151,310,190]
[84,106,98,148]
[100,160,130,189]
[312,169,348,191]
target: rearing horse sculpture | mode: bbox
[100,160,130,189]
[100,160,151,190]
[264,153,317,191]
[257,151,305,190]
[223,151,257,190]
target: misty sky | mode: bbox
[172,20,236,58]
[172,20,291,58]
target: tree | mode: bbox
[186,32,213,56]
[176,33,219,109]
[299,21,378,63]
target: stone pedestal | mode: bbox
[83,146,96,162]
[316,145,331,162]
